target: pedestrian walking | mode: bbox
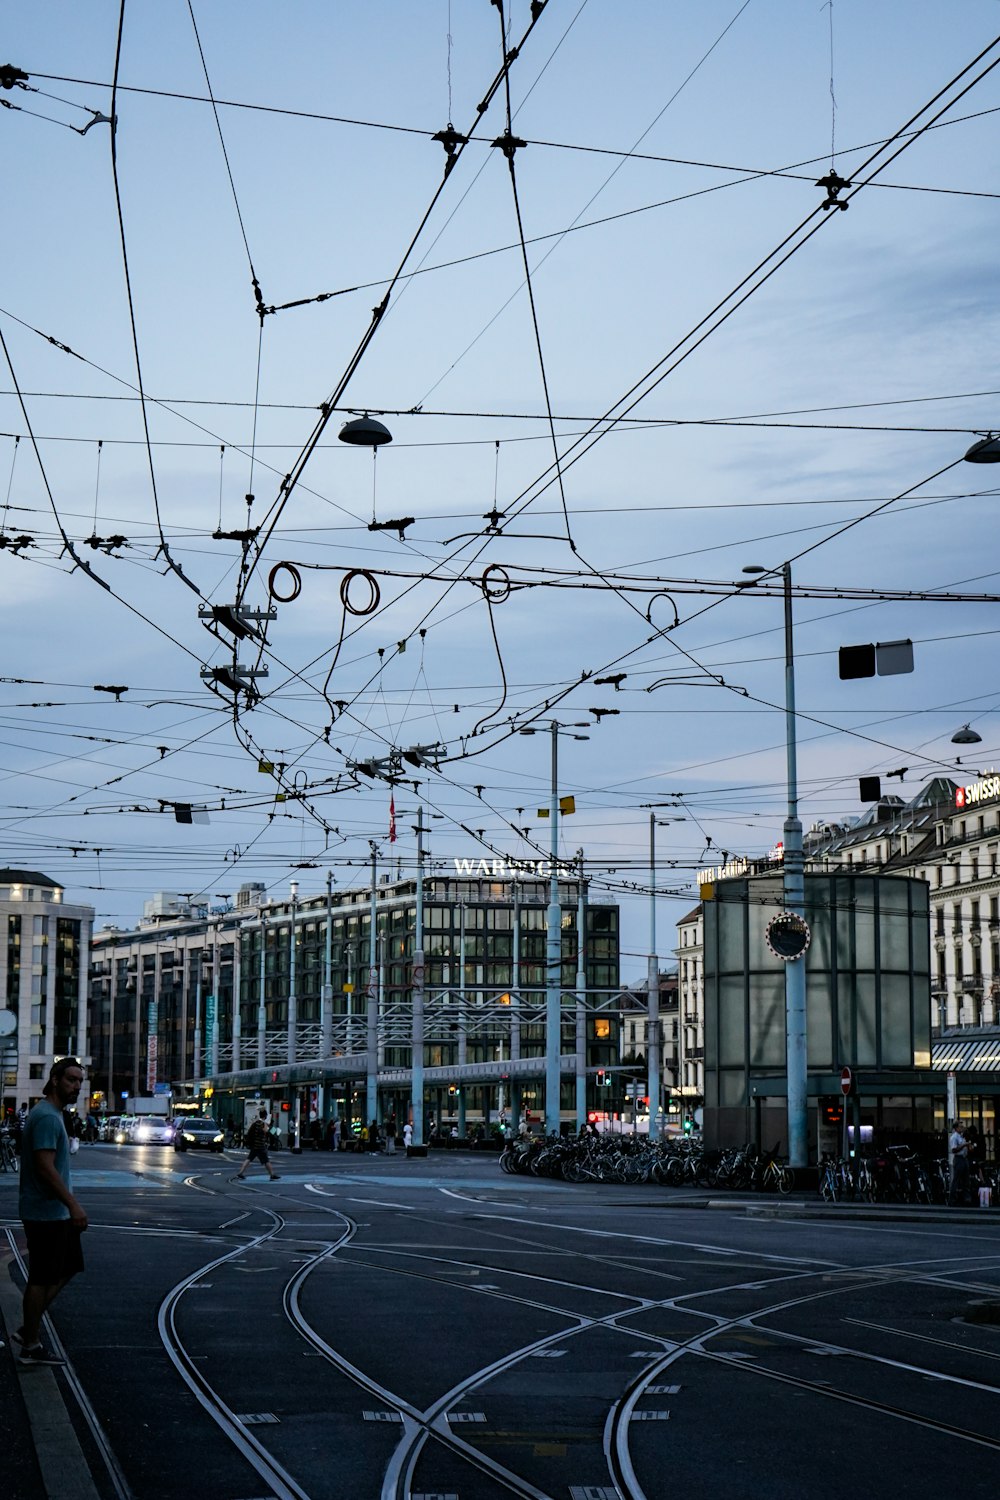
[15,1057,88,1367]
[333,1116,343,1151]
[949,1119,971,1206]
[403,1121,412,1149]
[385,1112,397,1154]
[236,1109,281,1181]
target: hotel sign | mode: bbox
[955,772,1000,810]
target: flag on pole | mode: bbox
[389,793,397,843]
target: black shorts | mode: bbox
[24,1220,85,1287]
[247,1146,270,1165]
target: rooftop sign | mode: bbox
[955,772,1000,810]
[452,857,578,880]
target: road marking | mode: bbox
[413,1493,460,1499]
[236,1413,280,1425]
[346,1197,417,1211]
[446,1412,487,1423]
[363,1410,403,1422]
[632,1411,671,1421]
[629,1350,661,1359]
[529,1349,567,1358]
[647,1384,681,1394]
[570,1488,619,1500]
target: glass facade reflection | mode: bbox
[703,873,931,1149]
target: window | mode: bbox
[594,1017,611,1039]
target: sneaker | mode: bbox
[269,1174,281,1181]
[18,1342,66,1368]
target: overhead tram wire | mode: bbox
[488,34,1000,544]
[185,0,269,521]
[25,67,1000,174]
[413,0,759,411]
[0,326,206,666]
[108,0,202,601]
[492,0,574,555]
[233,0,555,606]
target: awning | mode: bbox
[933,1036,1000,1072]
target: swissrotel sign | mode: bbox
[955,772,1000,810]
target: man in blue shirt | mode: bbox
[15,1057,89,1367]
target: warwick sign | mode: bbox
[452,857,579,879]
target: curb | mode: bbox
[0,1249,100,1500]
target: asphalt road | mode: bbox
[2,1142,999,1499]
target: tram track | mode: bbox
[10,1163,997,1500]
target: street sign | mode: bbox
[840,1066,852,1096]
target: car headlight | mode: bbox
[213,1133,224,1143]
[182,1132,195,1142]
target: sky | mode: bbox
[2,0,1000,978]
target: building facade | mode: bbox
[673,774,1000,1154]
[88,871,621,1132]
[0,868,94,1113]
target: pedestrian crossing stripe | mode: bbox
[363,1411,403,1421]
[632,1411,670,1420]
[446,1412,486,1422]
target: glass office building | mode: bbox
[702,872,932,1153]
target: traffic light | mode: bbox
[448,1084,461,1096]
[683,1116,694,1135]
[597,1069,610,1088]
[821,1097,843,1126]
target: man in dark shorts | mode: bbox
[236,1108,280,1181]
[16,1057,88,1367]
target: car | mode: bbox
[173,1117,225,1153]
[132,1116,175,1146]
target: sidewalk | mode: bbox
[703,1194,1000,1225]
[0,1248,100,1500]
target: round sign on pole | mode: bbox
[840,1066,852,1097]
[765,911,811,961]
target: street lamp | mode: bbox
[742,561,808,1169]
[519,720,590,1136]
[964,433,1000,463]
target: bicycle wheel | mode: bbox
[777,1166,794,1195]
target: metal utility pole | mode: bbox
[575,851,588,1133]
[412,806,425,1148]
[231,927,241,1073]
[321,870,334,1060]
[545,721,562,1136]
[367,845,378,1127]
[780,563,808,1170]
[256,911,267,1069]
[743,561,808,1170]
[287,881,299,1064]
[209,922,220,1078]
[458,905,467,1138]
[647,814,661,1137]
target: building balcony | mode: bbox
[933,936,947,952]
